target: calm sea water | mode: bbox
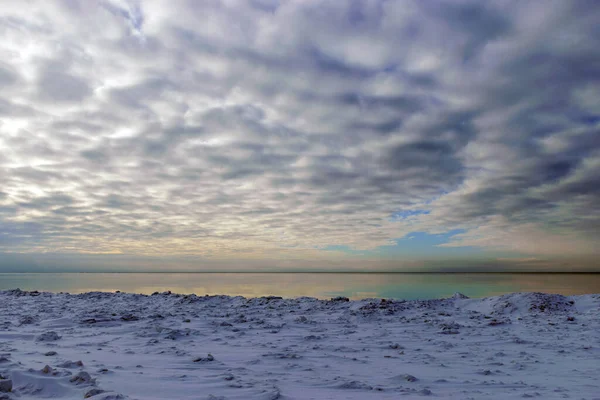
[0,273,599,300]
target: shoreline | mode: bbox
[1,290,598,399]
[2,287,599,300]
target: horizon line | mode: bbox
[1,270,599,274]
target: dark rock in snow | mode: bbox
[393,374,418,382]
[18,315,36,326]
[84,388,106,398]
[57,360,84,368]
[330,296,350,302]
[193,354,215,362]
[70,371,94,385]
[0,379,12,393]
[41,365,54,374]
[439,322,460,334]
[337,380,373,390]
[36,331,61,342]
[87,393,124,400]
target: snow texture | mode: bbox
[0,289,599,399]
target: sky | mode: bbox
[0,0,599,272]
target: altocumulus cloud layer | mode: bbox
[0,0,599,271]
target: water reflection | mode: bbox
[0,273,598,300]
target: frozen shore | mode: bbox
[1,289,599,400]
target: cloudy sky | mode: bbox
[1,0,599,272]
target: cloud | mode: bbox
[37,66,92,103]
[0,62,19,86]
[0,0,599,268]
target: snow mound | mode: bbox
[472,292,575,316]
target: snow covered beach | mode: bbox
[1,290,599,400]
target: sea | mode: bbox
[0,272,599,300]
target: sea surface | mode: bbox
[0,272,599,300]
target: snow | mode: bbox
[0,289,599,399]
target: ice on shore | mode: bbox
[0,289,598,399]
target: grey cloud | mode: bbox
[404,2,600,243]
[10,167,64,184]
[80,149,110,163]
[0,63,19,86]
[432,2,512,62]
[51,119,105,135]
[0,221,45,245]
[0,98,40,117]
[0,0,598,263]
[108,77,175,110]
[99,194,137,210]
[16,194,74,210]
[37,69,92,103]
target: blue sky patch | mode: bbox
[321,230,482,258]
[390,209,430,220]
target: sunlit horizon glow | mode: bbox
[0,1,599,272]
